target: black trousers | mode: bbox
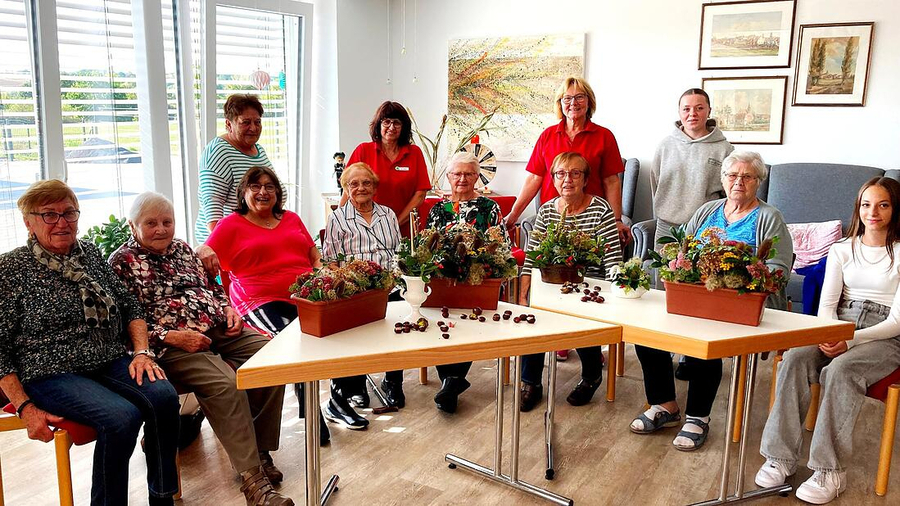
[520,346,603,386]
[436,362,472,381]
[634,344,722,418]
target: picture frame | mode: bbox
[698,0,796,70]
[702,76,788,145]
[792,22,875,107]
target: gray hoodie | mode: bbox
[650,119,734,225]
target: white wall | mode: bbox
[334,0,900,223]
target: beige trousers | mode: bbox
[159,324,284,473]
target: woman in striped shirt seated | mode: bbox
[321,162,402,426]
[517,151,623,412]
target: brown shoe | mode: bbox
[259,451,284,484]
[240,467,294,506]
[520,383,543,412]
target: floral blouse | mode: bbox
[0,241,143,383]
[426,196,504,234]
[110,237,228,354]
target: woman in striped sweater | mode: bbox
[517,151,623,412]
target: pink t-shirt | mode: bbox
[206,210,315,315]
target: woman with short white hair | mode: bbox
[110,192,293,506]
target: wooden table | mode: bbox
[530,275,855,506]
[237,301,621,506]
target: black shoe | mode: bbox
[520,383,543,412]
[149,496,175,506]
[566,377,602,406]
[319,412,330,446]
[675,361,693,381]
[434,377,471,413]
[380,378,406,409]
[177,409,206,450]
[323,398,369,430]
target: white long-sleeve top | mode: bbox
[818,239,900,348]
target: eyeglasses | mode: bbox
[348,180,374,189]
[724,173,758,184]
[448,172,479,180]
[552,170,585,180]
[381,119,403,129]
[561,94,587,105]
[248,183,277,193]
[30,210,80,224]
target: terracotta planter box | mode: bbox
[540,264,584,284]
[291,289,390,337]
[423,277,504,310]
[663,281,768,327]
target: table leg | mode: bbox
[735,354,758,498]
[616,342,625,377]
[495,358,505,475]
[606,344,617,402]
[304,380,340,506]
[545,352,557,479]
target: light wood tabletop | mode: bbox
[529,276,855,360]
[236,301,621,389]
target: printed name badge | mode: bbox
[395,166,410,172]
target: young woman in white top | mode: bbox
[756,177,900,504]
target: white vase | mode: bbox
[401,275,432,322]
[611,283,647,299]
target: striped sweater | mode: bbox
[194,137,272,244]
[522,196,623,279]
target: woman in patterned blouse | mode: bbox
[109,192,293,506]
[0,180,179,506]
[425,151,506,414]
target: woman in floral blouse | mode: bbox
[0,180,179,506]
[109,192,293,506]
[424,151,506,414]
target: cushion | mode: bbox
[2,402,97,445]
[867,367,900,402]
[787,221,843,270]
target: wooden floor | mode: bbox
[2,346,899,505]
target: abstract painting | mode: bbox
[702,76,787,145]
[448,34,584,161]
[793,22,875,106]
[698,0,795,69]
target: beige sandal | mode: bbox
[239,467,294,506]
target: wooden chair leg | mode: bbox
[54,429,74,506]
[876,384,900,496]
[502,357,510,386]
[418,367,428,385]
[769,354,783,412]
[805,383,821,432]
[733,354,748,443]
[606,344,617,402]
[616,342,625,377]
[174,451,183,500]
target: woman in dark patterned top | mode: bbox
[109,192,293,506]
[424,152,507,414]
[518,152,623,412]
[0,180,179,506]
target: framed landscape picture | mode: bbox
[698,0,796,70]
[793,22,875,106]
[702,76,788,145]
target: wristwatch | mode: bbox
[131,348,158,359]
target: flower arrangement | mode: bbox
[610,257,651,294]
[649,227,787,294]
[290,259,395,302]
[394,223,517,285]
[525,207,607,270]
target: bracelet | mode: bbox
[16,399,35,418]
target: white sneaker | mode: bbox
[795,470,847,504]
[755,459,797,488]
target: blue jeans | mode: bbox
[24,355,180,505]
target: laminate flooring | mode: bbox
[1,346,898,505]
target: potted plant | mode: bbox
[422,222,518,310]
[610,257,651,299]
[289,259,395,337]
[394,229,445,320]
[649,227,788,326]
[83,214,130,259]
[526,207,607,284]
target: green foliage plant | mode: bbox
[610,257,651,293]
[525,206,606,274]
[82,214,130,259]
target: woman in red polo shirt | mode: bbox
[344,101,431,237]
[342,101,431,409]
[505,77,629,244]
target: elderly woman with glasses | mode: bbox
[517,152,623,413]
[505,76,630,244]
[338,101,431,407]
[630,150,792,452]
[109,192,293,506]
[321,162,401,425]
[424,151,507,413]
[0,180,180,506]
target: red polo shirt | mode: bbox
[525,119,624,203]
[347,141,431,222]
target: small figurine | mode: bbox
[333,151,346,194]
